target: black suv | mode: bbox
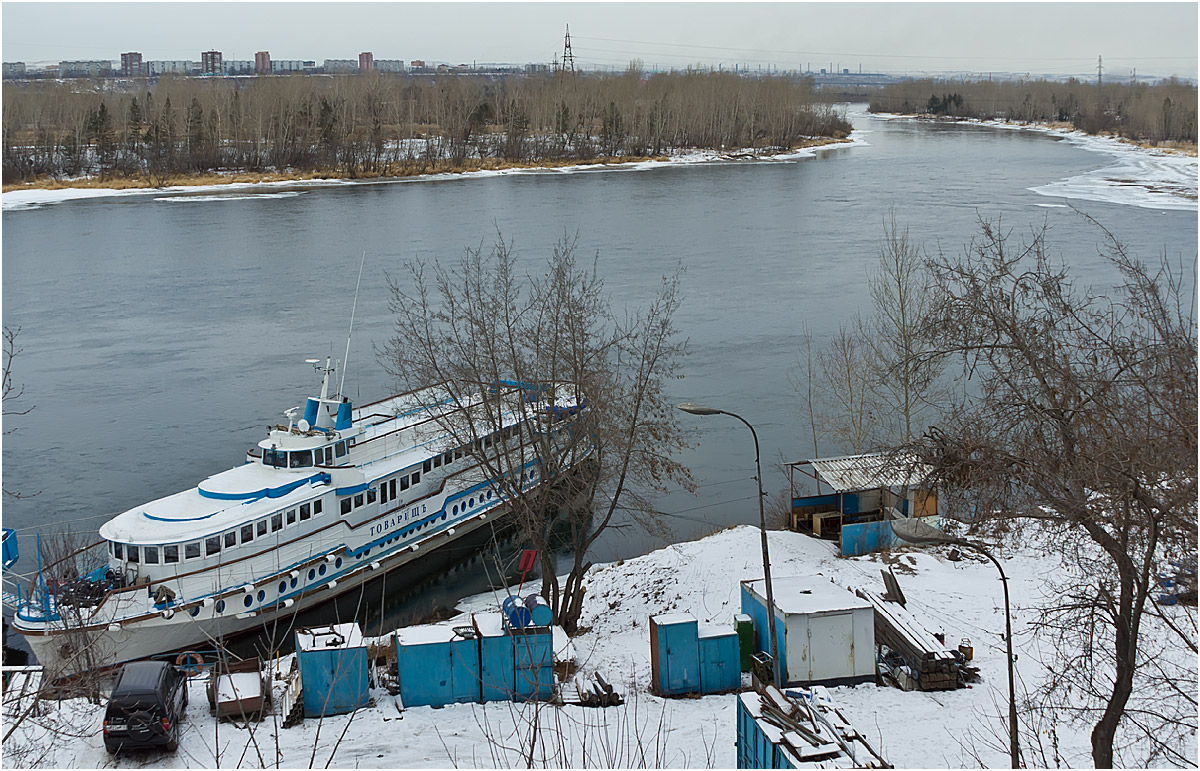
[102,660,189,753]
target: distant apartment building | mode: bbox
[255,51,271,74]
[146,60,195,76]
[59,60,113,78]
[358,52,374,72]
[120,52,143,77]
[323,59,357,73]
[524,63,550,74]
[3,62,27,79]
[375,59,404,73]
[273,59,315,73]
[410,60,426,70]
[224,60,253,75]
[200,50,222,75]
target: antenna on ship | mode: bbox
[338,251,367,399]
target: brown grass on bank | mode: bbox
[1,139,850,194]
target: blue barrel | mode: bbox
[502,596,532,628]
[524,594,553,627]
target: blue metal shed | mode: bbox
[698,627,741,694]
[473,612,517,702]
[395,624,482,707]
[510,624,555,701]
[295,623,370,718]
[649,613,701,696]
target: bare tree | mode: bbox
[914,215,1197,767]
[381,232,691,634]
[863,212,946,444]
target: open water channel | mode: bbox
[3,107,1196,643]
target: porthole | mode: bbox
[453,504,459,515]
[318,564,327,576]
[257,590,265,602]
[308,569,316,581]
[189,606,201,617]
[215,600,225,614]
[364,549,371,558]
[278,581,288,594]
[441,514,447,521]
[290,577,298,589]
[469,497,476,507]
[335,557,343,569]
[244,595,253,608]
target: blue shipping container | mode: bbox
[296,624,370,718]
[698,629,741,694]
[650,613,701,696]
[474,613,517,702]
[736,692,797,768]
[510,626,555,701]
[395,625,482,707]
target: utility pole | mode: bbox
[1096,54,1103,85]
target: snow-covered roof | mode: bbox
[743,575,872,616]
[802,452,930,493]
[296,623,364,651]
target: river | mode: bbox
[2,107,1196,616]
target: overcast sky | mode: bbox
[3,2,1196,79]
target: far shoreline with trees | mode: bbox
[1,69,851,191]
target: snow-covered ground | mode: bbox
[6,525,1194,768]
[871,112,1198,211]
[0,137,867,213]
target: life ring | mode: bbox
[175,651,204,674]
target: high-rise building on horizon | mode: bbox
[358,52,374,72]
[200,50,222,76]
[120,52,143,77]
[255,51,271,74]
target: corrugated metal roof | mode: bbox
[805,452,930,493]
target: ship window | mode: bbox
[354,494,364,508]
[113,542,123,560]
[445,451,454,465]
[241,524,254,543]
[244,595,253,608]
[300,503,311,521]
[335,441,347,458]
[287,509,296,525]
[314,500,323,515]
[224,532,237,548]
[433,455,442,469]
[399,476,409,491]
[206,537,221,556]
[185,542,201,559]
[144,546,159,564]
[271,513,282,532]
[128,545,140,563]
[256,590,265,602]
[423,459,432,473]
[164,545,178,563]
[380,482,390,504]
[256,520,267,537]
[389,479,397,499]
[324,447,334,464]
[318,564,327,576]
[216,600,225,614]
[279,581,287,594]
[412,471,420,485]
[366,489,377,504]
[340,498,352,515]
[290,450,313,468]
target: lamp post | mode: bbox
[677,402,781,689]
[890,518,1020,769]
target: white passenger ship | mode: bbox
[11,360,585,676]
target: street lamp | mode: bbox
[890,518,1020,769]
[677,402,782,688]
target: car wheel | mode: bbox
[165,725,179,752]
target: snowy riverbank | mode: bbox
[0,136,867,213]
[5,524,1194,768]
[871,112,1198,211]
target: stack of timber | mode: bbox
[738,684,891,768]
[571,671,624,708]
[852,587,972,691]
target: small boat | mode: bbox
[10,357,587,677]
